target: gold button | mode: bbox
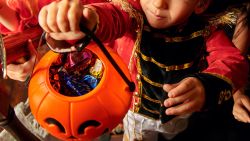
[134,102,139,107]
[134,52,138,58]
[136,74,141,81]
[134,92,139,96]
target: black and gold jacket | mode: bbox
[132,15,243,123]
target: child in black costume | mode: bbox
[171,1,250,141]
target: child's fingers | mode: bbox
[39,6,51,32]
[68,0,82,31]
[7,72,27,81]
[82,6,98,31]
[233,107,250,123]
[7,64,27,81]
[165,100,195,115]
[7,57,36,81]
[6,40,37,81]
[57,0,70,32]
[165,91,205,115]
[164,89,193,107]
[49,31,84,40]
[233,99,250,123]
[167,78,196,98]
[47,2,60,32]
[7,64,23,73]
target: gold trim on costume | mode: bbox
[201,72,234,89]
[144,25,209,42]
[141,105,160,115]
[139,52,194,71]
[205,7,242,28]
[133,78,143,113]
[132,96,140,113]
[142,94,161,104]
[218,90,232,104]
[164,30,205,42]
[140,74,163,87]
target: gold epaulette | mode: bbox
[204,5,246,28]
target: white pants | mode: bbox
[123,110,191,141]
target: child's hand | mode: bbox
[233,89,250,123]
[38,0,98,41]
[163,77,205,115]
[6,39,38,82]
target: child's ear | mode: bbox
[194,0,211,14]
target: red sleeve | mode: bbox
[89,3,133,42]
[203,29,248,91]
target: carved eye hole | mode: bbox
[45,118,66,133]
[78,120,101,134]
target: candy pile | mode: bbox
[49,49,104,96]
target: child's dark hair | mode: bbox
[206,0,247,12]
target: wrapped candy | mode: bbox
[64,49,94,74]
[49,49,103,97]
[58,69,91,96]
[90,59,103,78]
[83,75,98,89]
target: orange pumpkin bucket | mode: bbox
[28,27,134,140]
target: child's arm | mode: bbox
[164,30,248,115]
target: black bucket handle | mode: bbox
[79,25,135,92]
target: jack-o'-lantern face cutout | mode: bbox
[45,118,108,139]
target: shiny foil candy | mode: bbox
[49,49,104,96]
[90,59,103,78]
